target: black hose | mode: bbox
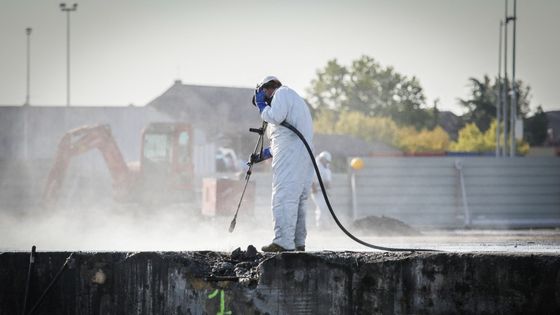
[281,121,439,252]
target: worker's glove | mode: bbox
[254,89,268,113]
[248,147,272,165]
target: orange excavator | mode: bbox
[42,123,194,208]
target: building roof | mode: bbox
[147,80,258,134]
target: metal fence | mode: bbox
[350,157,560,229]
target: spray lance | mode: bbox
[228,85,272,232]
[228,120,267,233]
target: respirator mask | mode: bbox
[251,87,274,107]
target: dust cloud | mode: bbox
[3,201,560,253]
[0,204,273,252]
[2,189,560,253]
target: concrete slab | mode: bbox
[2,206,559,313]
[1,250,559,314]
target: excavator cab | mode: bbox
[140,123,194,203]
[42,122,195,208]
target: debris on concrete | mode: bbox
[352,215,422,236]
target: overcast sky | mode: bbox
[1,0,558,114]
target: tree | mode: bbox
[314,109,450,153]
[450,120,529,155]
[396,126,450,153]
[306,59,348,111]
[524,106,548,146]
[459,76,496,132]
[307,55,434,129]
[449,122,489,152]
[313,108,338,134]
[334,111,400,145]
[459,75,532,132]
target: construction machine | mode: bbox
[42,123,194,208]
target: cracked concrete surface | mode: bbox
[1,249,559,314]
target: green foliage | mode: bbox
[306,60,348,111]
[396,126,450,153]
[450,120,529,155]
[334,111,400,144]
[459,76,497,132]
[459,75,532,132]
[518,139,530,156]
[524,106,549,145]
[314,109,449,153]
[313,108,338,134]
[307,55,434,130]
[450,122,492,152]
[307,59,538,155]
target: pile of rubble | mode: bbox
[352,215,422,236]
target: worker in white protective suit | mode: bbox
[310,151,332,229]
[250,76,314,252]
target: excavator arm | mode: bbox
[42,124,131,208]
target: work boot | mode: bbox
[296,245,305,252]
[261,243,291,253]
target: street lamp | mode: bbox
[25,27,32,106]
[502,0,518,157]
[59,3,78,107]
[496,21,503,157]
[509,0,518,157]
[23,27,33,160]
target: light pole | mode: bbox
[503,0,518,157]
[509,0,517,157]
[503,0,512,157]
[59,3,78,107]
[24,27,32,160]
[25,27,32,106]
[496,21,503,157]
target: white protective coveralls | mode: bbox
[261,86,314,250]
[311,155,332,228]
